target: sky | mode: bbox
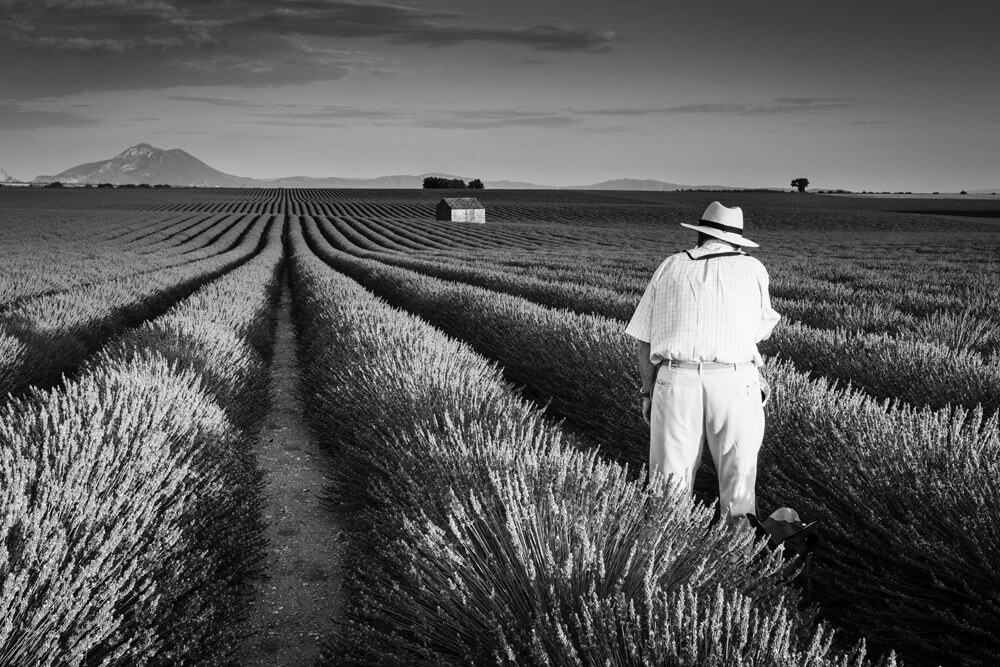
[1,0,998,191]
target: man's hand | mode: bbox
[642,397,651,425]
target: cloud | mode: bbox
[583,124,637,134]
[10,1,179,15]
[164,97,581,130]
[577,98,857,117]
[264,105,400,120]
[0,102,101,129]
[2,36,375,96]
[229,3,614,52]
[415,113,579,130]
[0,0,616,96]
[412,109,581,130]
[390,23,615,53]
[27,36,186,53]
[167,97,403,125]
[167,95,266,108]
[247,105,404,127]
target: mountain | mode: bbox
[30,143,745,190]
[483,179,556,189]
[264,173,472,188]
[33,143,257,187]
[569,178,684,191]
[484,177,740,190]
[567,178,742,191]
[32,147,478,187]
[0,168,22,183]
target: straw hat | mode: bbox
[681,201,759,248]
[747,508,819,550]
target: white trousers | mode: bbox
[649,363,764,520]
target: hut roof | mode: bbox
[439,197,484,209]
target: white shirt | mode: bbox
[625,240,781,365]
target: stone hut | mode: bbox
[436,198,485,223]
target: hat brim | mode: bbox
[680,222,759,248]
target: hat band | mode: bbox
[699,219,743,235]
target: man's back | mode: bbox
[628,240,779,365]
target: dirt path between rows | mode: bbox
[237,270,343,665]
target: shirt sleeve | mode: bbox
[755,268,781,342]
[625,279,655,343]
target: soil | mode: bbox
[237,272,343,665]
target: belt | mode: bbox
[661,360,754,370]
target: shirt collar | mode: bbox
[686,240,744,259]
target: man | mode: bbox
[625,201,780,522]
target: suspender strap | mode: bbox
[685,250,746,260]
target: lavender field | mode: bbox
[2,187,999,666]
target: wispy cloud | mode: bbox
[168,97,403,125]
[147,93,858,132]
[232,4,615,52]
[415,110,579,130]
[25,35,187,53]
[0,0,616,96]
[577,97,857,117]
[247,106,403,127]
[0,102,100,129]
[391,23,614,53]
[166,97,582,130]
[168,95,270,108]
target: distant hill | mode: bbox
[0,168,23,184]
[265,173,473,188]
[29,143,744,190]
[569,178,682,191]
[482,179,557,190]
[566,178,738,191]
[258,175,709,190]
[33,144,257,187]
[31,147,486,188]
[485,178,739,190]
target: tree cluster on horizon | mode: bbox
[423,177,485,189]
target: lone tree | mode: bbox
[791,177,810,193]
[469,178,484,189]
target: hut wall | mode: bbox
[451,209,486,224]
[435,201,452,221]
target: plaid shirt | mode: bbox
[625,241,781,365]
